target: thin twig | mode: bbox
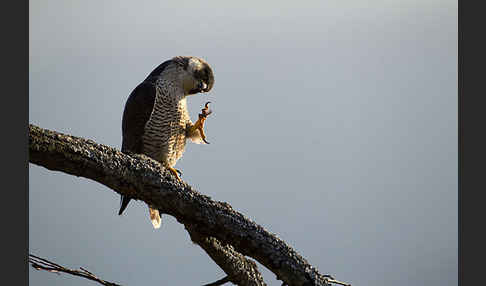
[202,275,232,286]
[29,254,122,286]
[327,279,352,286]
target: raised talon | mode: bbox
[196,101,212,144]
[200,101,212,118]
[199,126,210,144]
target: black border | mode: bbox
[3,1,28,286]
[459,0,484,285]
[458,1,462,284]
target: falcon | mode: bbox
[118,56,215,229]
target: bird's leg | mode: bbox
[190,102,212,144]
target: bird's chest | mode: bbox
[142,93,190,165]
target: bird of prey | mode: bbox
[118,56,214,229]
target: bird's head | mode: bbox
[173,56,214,96]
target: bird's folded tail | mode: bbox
[148,207,161,229]
[118,195,131,215]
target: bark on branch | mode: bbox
[29,124,349,286]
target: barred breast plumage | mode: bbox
[142,78,191,167]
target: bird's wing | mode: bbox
[119,81,156,216]
[121,81,156,154]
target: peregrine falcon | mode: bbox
[118,56,214,229]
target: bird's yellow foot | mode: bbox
[191,102,212,144]
[168,167,182,181]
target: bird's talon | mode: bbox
[200,101,212,118]
[197,127,210,144]
[168,167,182,182]
[194,101,212,144]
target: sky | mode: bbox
[29,1,457,285]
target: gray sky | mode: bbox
[29,1,457,285]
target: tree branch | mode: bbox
[29,124,350,286]
[29,254,122,286]
[187,226,266,286]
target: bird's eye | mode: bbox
[198,81,208,91]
